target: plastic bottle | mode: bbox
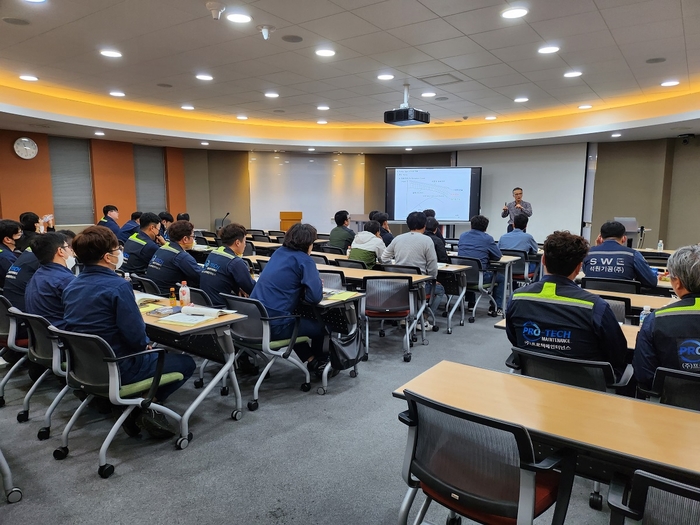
[657,239,664,251]
[123,272,131,282]
[179,281,191,306]
[169,287,177,307]
[639,305,651,326]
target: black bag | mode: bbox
[329,330,364,371]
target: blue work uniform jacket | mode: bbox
[122,231,159,274]
[25,262,75,329]
[118,220,140,243]
[200,246,256,308]
[146,241,201,293]
[457,229,502,269]
[0,242,18,288]
[3,248,39,311]
[583,240,657,288]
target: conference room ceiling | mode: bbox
[0,0,699,150]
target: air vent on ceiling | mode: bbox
[282,35,303,43]
[420,74,462,86]
[3,17,30,25]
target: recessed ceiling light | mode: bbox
[564,71,582,78]
[181,105,195,110]
[514,97,528,103]
[501,7,528,18]
[109,91,125,97]
[315,49,335,57]
[308,148,315,151]
[227,13,252,23]
[333,159,338,161]
[578,105,592,109]
[237,115,248,120]
[485,116,497,120]
[317,105,329,110]
[25,0,47,3]
[661,80,679,87]
[538,46,559,54]
[317,120,327,124]
[405,147,413,151]
[94,131,105,136]
[201,142,209,146]
[377,74,394,80]
[421,92,436,97]
[611,133,622,138]
[100,50,122,58]
[19,75,38,81]
[265,92,279,98]
[196,74,213,81]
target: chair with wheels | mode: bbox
[319,270,346,291]
[321,245,345,255]
[450,256,499,323]
[506,346,634,510]
[638,367,700,411]
[131,274,166,296]
[252,234,271,243]
[500,249,536,288]
[221,294,312,412]
[268,230,285,238]
[310,254,330,265]
[398,389,576,525]
[258,259,269,273]
[381,264,438,339]
[607,470,700,525]
[598,294,633,324]
[0,296,29,408]
[0,447,22,503]
[47,326,185,478]
[360,276,413,362]
[316,233,331,240]
[336,258,367,270]
[581,277,641,294]
[246,229,265,236]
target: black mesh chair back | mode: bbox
[221,294,266,345]
[336,258,367,269]
[641,251,670,262]
[316,233,331,240]
[243,241,255,256]
[258,259,268,272]
[319,270,346,291]
[268,230,285,237]
[381,264,422,275]
[581,277,641,294]
[201,230,217,238]
[9,309,56,368]
[194,237,208,245]
[48,326,113,397]
[500,249,531,278]
[0,295,12,338]
[651,367,700,411]
[598,294,632,323]
[310,254,329,265]
[321,245,345,255]
[247,229,265,236]
[214,237,224,247]
[189,287,213,307]
[363,276,411,313]
[510,347,614,392]
[131,274,163,296]
[252,234,271,242]
[450,256,483,285]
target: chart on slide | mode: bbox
[394,168,472,220]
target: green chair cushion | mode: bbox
[120,372,184,398]
[246,336,311,351]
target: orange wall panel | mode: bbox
[0,130,53,221]
[90,140,137,222]
[164,147,186,215]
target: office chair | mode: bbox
[310,254,330,265]
[0,296,29,408]
[252,234,271,242]
[398,390,576,525]
[598,294,633,324]
[321,245,345,255]
[316,233,331,240]
[450,256,499,323]
[258,259,269,273]
[131,274,165,296]
[175,284,213,307]
[246,229,265,236]
[500,249,536,287]
[243,241,255,256]
[0,447,22,503]
[336,258,367,270]
[638,367,700,412]
[581,277,641,294]
[381,264,438,337]
[608,470,700,525]
[47,326,185,478]
[194,237,208,246]
[318,270,346,291]
[221,294,312,412]
[268,230,285,238]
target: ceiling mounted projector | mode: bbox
[384,83,430,126]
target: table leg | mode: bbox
[446,283,466,334]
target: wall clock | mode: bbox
[14,137,38,160]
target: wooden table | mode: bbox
[576,271,673,290]
[637,248,675,255]
[494,318,639,350]
[394,361,700,484]
[586,289,672,310]
[310,250,348,261]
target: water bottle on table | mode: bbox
[179,281,191,306]
[657,239,664,251]
[639,305,651,326]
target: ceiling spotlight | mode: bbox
[317,120,327,124]
[315,49,335,57]
[181,105,195,110]
[501,7,528,18]
[308,148,315,151]
[206,1,225,20]
[201,141,209,145]
[237,115,248,120]
[485,116,497,120]
[377,74,394,80]
[405,147,413,151]
[317,105,329,110]
[538,46,559,54]
[109,91,125,97]
[265,92,279,98]
[578,105,592,109]
[564,71,582,78]
[25,0,47,2]
[100,50,122,58]
[94,131,105,136]
[19,75,38,81]
[661,80,679,87]
[258,24,275,40]
[611,133,622,138]
[227,13,252,23]
[514,97,528,103]
[196,74,213,81]
[421,92,436,97]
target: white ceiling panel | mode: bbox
[299,12,379,40]
[352,0,438,30]
[599,0,682,29]
[524,0,599,23]
[339,32,408,55]
[479,73,532,88]
[444,5,525,35]
[530,11,609,40]
[387,19,464,46]
[508,56,570,73]
[250,0,344,25]
[440,51,502,70]
[395,61,455,77]
[416,37,486,59]
[610,19,684,45]
[415,0,505,17]
[460,63,519,79]
[470,25,544,51]
[370,47,434,67]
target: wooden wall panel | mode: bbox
[90,140,137,222]
[164,147,187,216]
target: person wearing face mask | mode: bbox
[16,211,55,252]
[61,226,196,438]
[122,213,163,274]
[0,220,23,288]
[145,220,202,294]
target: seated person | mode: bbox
[329,210,355,252]
[457,215,505,315]
[158,212,174,241]
[176,213,190,221]
[25,232,76,329]
[633,245,700,389]
[122,212,162,274]
[583,220,657,288]
[146,220,201,293]
[505,230,628,378]
[117,211,142,243]
[348,220,385,269]
[250,223,329,375]
[381,211,445,328]
[423,209,444,241]
[498,214,539,278]
[96,205,121,237]
[0,220,23,288]
[201,223,256,308]
[16,211,54,252]
[368,210,380,221]
[424,217,449,264]
[62,226,195,437]
[375,212,394,247]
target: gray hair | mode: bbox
[667,245,700,294]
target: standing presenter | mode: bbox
[501,187,532,232]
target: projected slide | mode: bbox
[394,168,472,221]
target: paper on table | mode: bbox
[139,303,161,313]
[324,291,357,301]
[157,313,210,326]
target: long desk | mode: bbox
[587,289,672,310]
[576,271,673,291]
[394,362,700,485]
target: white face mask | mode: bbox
[65,255,76,270]
[107,250,124,270]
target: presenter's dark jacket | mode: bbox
[506,275,628,377]
[146,241,201,293]
[633,295,700,389]
[122,231,159,274]
[25,262,75,329]
[380,227,394,247]
[62,265,150,376]
[118,220,140,244]
[0,242,18,288]
[424,231,449,263]
[583,240,657,288]
[96,216,121,238]
[3,248,39,311]
[200,246,256,308]
[250,246,322,330]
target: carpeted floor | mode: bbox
[1,304,613,524]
